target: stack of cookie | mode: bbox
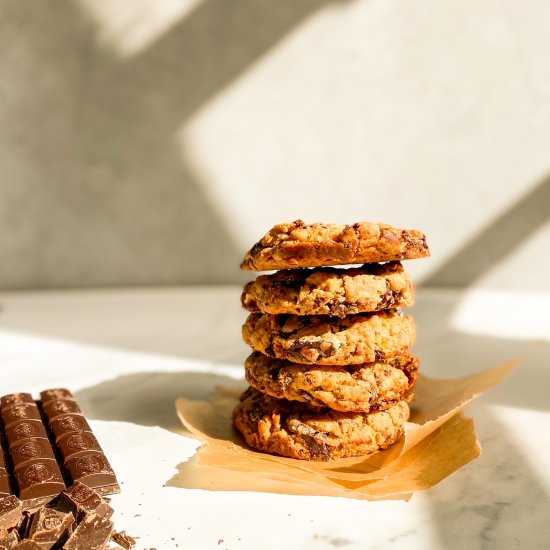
[234,220,429,461]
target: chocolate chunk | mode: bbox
[9,441,56,470]
[301,435,330,461]
[1,407,41,429]
[13,460,65,506]
[48,416,91,442]
[38,390,74,405]
[0,396,34,413]
[63,513,113,550]
[41,401,81,422]
[5,423,48,446]
[0,496,22,531]
[27,507,74,549]
[0,476,10,499]
[111,530,137,549]
[58,482,113,521]
[64,455,118,496]
[11,541,42,549]
[0,529,20,549]
[56,433,102,462]
[0,452,11,498]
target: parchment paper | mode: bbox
[172,359,518,500]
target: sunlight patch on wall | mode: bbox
[176,0,550,286]
[74,0,205,57]
[450,289,550,341]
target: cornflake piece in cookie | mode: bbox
[241,220,429,271]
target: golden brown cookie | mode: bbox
[233,387,409,460]
[241,220,429,271]
[241,262,414,318]
[244,352,418,412]
[242,310,416,365]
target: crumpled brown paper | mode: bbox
[170,360,518,500]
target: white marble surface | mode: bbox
[0,287,549,549]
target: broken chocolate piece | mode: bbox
[111,530,136,549]
[0,452,11,498]
[0,496,22,531]
[0,529,20,550]
[11,541,42,549]
[63,513,113,550]
[27,506,74,549]
[58,482,113,521]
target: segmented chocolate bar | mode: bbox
[0,400,65,509]
[0,389,119,507]
[40,389,120,496]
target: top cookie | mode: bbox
[241,220,429,271]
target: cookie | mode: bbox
[241,261,414,318]
[233,387,409,460]
[244,352,419,412]
[242,310,416,365]
[240,220,429,271]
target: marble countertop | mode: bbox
[0,287,549,549]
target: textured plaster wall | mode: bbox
[1,0,549,290]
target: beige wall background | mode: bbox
[1,0,549,290]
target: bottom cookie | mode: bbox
[233,388,409,461]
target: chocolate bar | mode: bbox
[0,390,129,549]
[0,400,65,509]
[40,390,120,496]
[0,390,120,507]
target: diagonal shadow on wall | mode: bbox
[424,174,550,288]
[0,0,346,289]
